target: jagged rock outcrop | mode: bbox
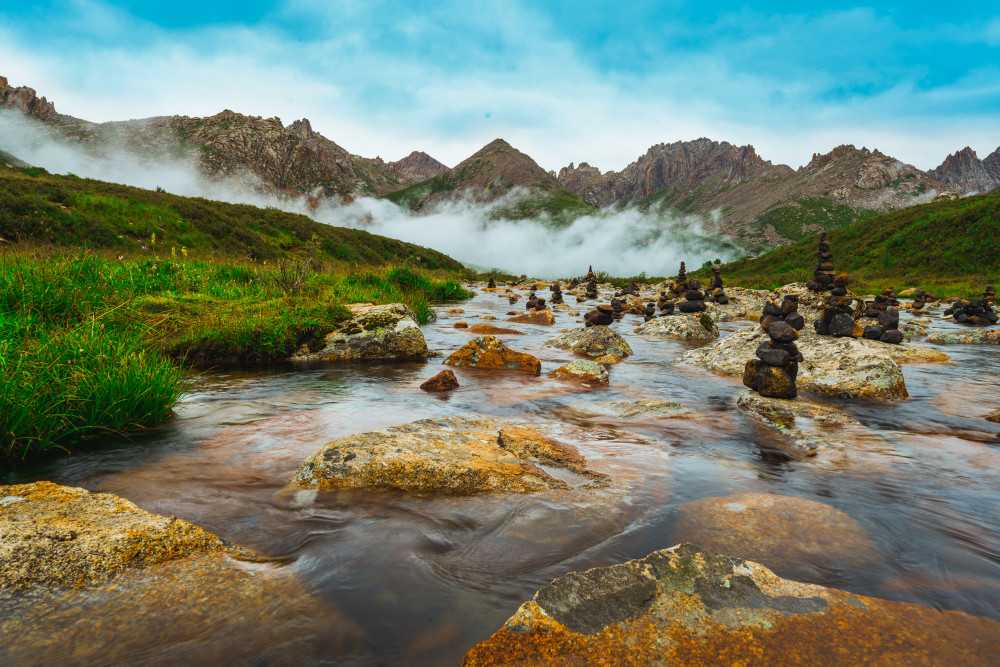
[930,146,1000,194]
[387,150,449,185]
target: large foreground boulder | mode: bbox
[635,313,718,344]
[464,544,999,666]
[445,336,541,374]
[292,303,428,363]
[544,326,633,359]
[293,417,602,494]
[0,482,224,591]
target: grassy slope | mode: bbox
[0,165,463,270]
[715,191,1000,296]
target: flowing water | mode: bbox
[5,287,1000,666]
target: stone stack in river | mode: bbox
[815,273,857,337]
[525,291,546,311]
[760,294,805,332]
[678,279,707,313]
[743,318,802,399]
[911,289,928,312]
[984,284,996,306]
[610,297,625,321]
[657,291,675,315]
[863,306,904,344]
[549,281,563,304]
[807,232,835,292]
[945,296,999,326]
[643,302,656,321]
[707,264,729,304]
[584,304,614,327]
[671,262,688,297]
[584,275,598,301]
[486,276,496,289]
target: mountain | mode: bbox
[715,187,1000,294]
[0,75,444,199]
[930,146,1000,194]
[559,140,952,248]
[386,138,594,221]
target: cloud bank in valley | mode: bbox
[0,110,737,278]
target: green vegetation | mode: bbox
[0,165,463,270]
[749,197,877,243]
[715,191,1000,296]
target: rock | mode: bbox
[507,309,556,325]
[479,313,497,321]
[742,360,797,399]
[464,544,999,667]
[292,303,427,363]
[293,417,600,494]
[550,360,610,386]
[601,399,688,418]
[0,482,223,592]
[736,392,866,458]
[927,329,1000,345]
[545,326,633,359]
[685,325,914,400]
[673,493,878,570]
[453,321,469,329]
[446,307,465,315]
[634,313,719,344]
[467,324,523,335]
[420,369,459,392]
[593,353,623,365]
[985,409,1000,423]
[445,336,541,375]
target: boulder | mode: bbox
[927,329,1000,345]
[453,321,469,329]
[467,324,523,335]
[445,336,541,375]
[736,392,863,459]
[673,492,878,571]
[292,303,427,363]
[293,417,601,494]
[464,544,1000,666]
[550,360,610,386]
[508,309,556,325]
[634,313,719,344]
[420,369,459,392]
[545,326,633,359]
[0,482,223,592]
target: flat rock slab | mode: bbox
[927,329,1000,345]
[545,326,633,359]
[292,303,428,363]
[0,482,223,591]
[464,544,1000,666]
[635,313,719,344]
[683,324,943,400]
[293,416,603,494]
[736,392,867,459]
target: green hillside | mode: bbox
[716,191,1000,296]
[0,164,464,271]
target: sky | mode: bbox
[1,0,998,172]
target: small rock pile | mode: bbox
[806,232,835,293]
[584,304,614,327]
[743,319,802,399]
[525,292,547,311]
[815,274,857,337]
[862,305,903,344]
[911,289,928,312]
[657,291,675,315]
[707,265,730,304]
[984,284,996,306]
[945,296,999,326]
[670,262,689,297]
[549,281,563,304]
[487,277,496,289]
[583,274,598,301]
[678,279,707,313]
[610,297,625,320]
[761,295,806,331]
[644,302,656,321]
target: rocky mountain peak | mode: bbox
[0,75,59,122]
[388,151,449,185]
[930,146,999,194]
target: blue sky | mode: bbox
[1,1,998,170]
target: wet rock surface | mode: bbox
[507,308,556,325]
[293,416,602,494]
[420,369,460,392]
[550,360,610,386]
[292,303,428,363]
[927,329,1000,345]
[736,392,864,459]
[464,544,1000,666]
[544,326,633,359]
[635,312,719,344]
[445,335,542,374]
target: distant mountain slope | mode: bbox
[930,146,1000,194]
[0,164,464,270]
[715,188,1000,294]
[388,151,449,184]
[386,139,595,221]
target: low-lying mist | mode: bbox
[1,110,740,277]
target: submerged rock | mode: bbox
[0,482,224,592]
[420,369,459,392]
[550,360,610,386]
[736,392,863,459]
[507,309,556,325]
[464,543,1000,666]
[292,303,428,363]
[635,312,719,344]
[673,492,878,571]
[293,416,601,494]
[927,329,1000,345]
[445,336,541,375]
[544,326,633,359]
[467,323,523,335]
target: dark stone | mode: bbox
[767,321,798,344]
[880,329,903,345]
[829,312,855,337]
[679,301,706,313]
[756,342,791,367]
[863,326,884,340]
[784,312,805,331]
[877,308,899,329]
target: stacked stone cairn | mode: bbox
[670,262,689,297]
[944,296,999,326]
[806,233,835,293]
[911,290,928,312]
[862,306,903,344]
[610,297,625,321]
[863,289,900,318]
[814,274,857,337]
[644,302,657,321]
[743,299,804,399]
[585,274,598,300]
[525,291,547,311]
[487,276,496,289]
[707,264,729,304]
[549,281,564,304]
[985,285,996,306]
[678,279,707,313]
[584,304,614,327]
[657,291,676,315]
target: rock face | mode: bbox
[293,417,599,494]
[0,482,223,591]
[635,313,719,344]
[445,336,541,374]
[464,544,1000,666]
[545,326,633,359]
[420,369,459,392]
[550,360,610,386]
[292,303,428,363]
[685,325,911,400]
[673,493,878,571]
[930,146,1000,194]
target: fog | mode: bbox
[0,110,738,277]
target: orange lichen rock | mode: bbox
[444,336,541,375]
[0,482,224,591]
[293,416,601,494]
[507,309,556,325]
[463,544,1000,666]
[467,324,523,335]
